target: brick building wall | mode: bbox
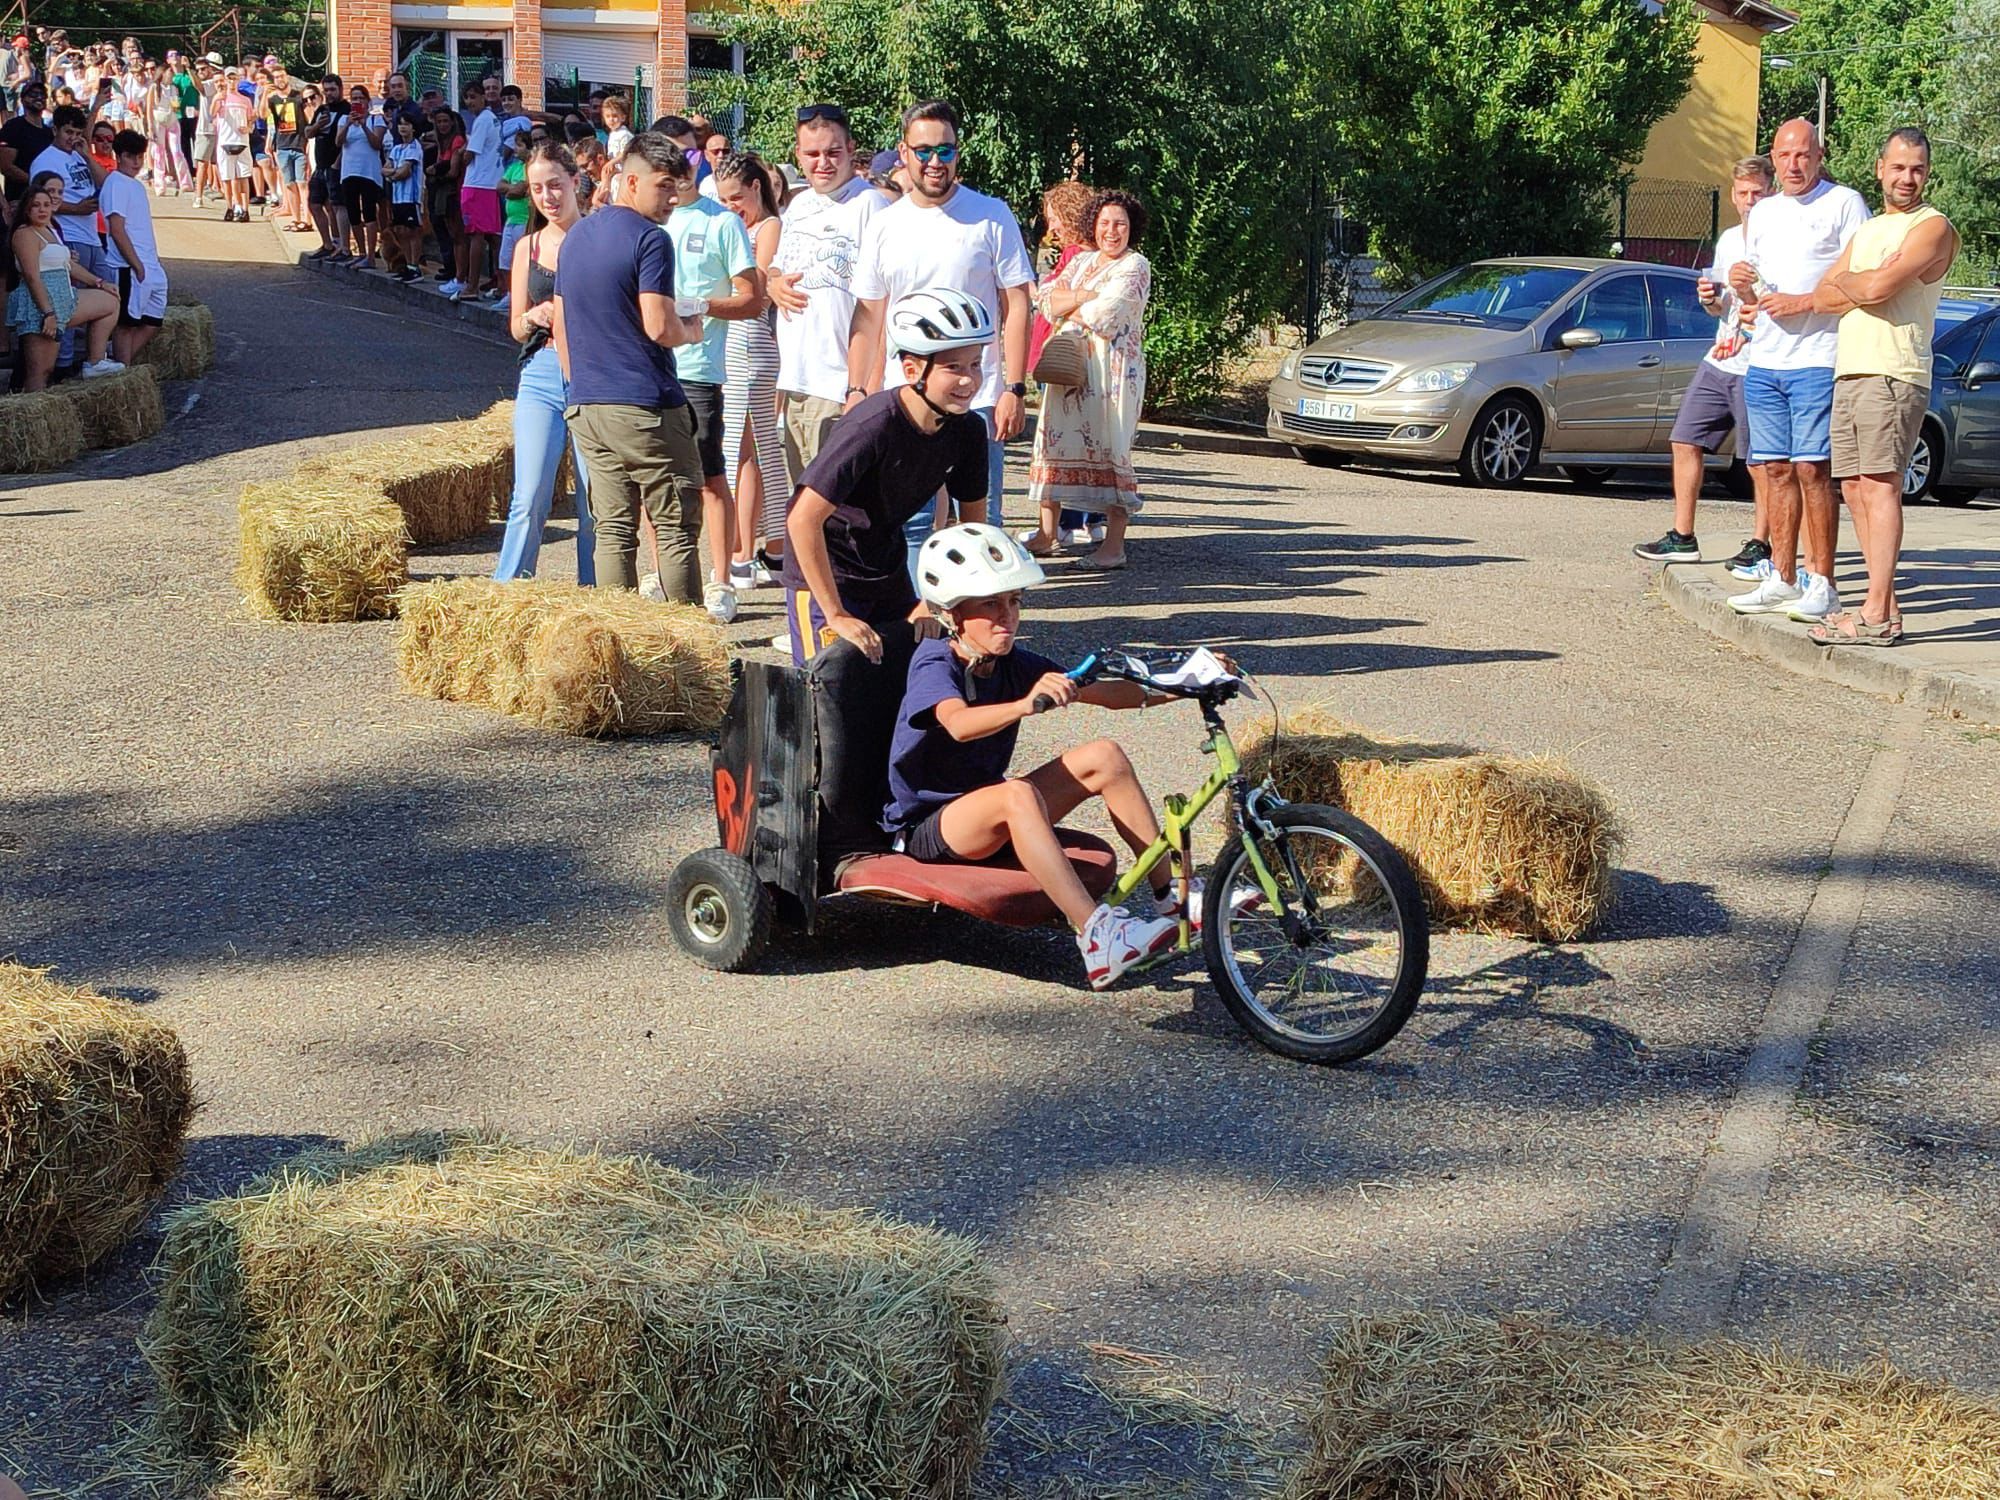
[331,0,393,90]
[655,0,687,112]
[511,0,544,109]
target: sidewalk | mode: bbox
[1659,506,2000,725]
[273,220,1290,459]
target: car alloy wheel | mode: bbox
[1460,398,1539,487]
[1903,428,1936,501]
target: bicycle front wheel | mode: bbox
[1201,803,1429,1065]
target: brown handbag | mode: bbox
[1032,323,1088,389]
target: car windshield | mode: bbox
[1380,264,1589,329]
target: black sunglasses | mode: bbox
[796,102,849,129]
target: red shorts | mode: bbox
[459,185,501,237]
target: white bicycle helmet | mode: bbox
[889,289,997,356]
[917,524,1046,610]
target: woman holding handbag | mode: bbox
[1022,180,1097,553]
[1021,189,1151,570]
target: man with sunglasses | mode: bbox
[849,99,1033,575]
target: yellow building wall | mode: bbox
[542,0,657,11]
[1634,18,1764,225]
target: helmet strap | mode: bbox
[911,354,955,421]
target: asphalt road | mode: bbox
[2,206,1997,1497]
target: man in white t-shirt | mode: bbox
[1725,118,1870,622]
[30,103,106,275]
[1634,156,1773,570]
[848,98,1034,574]
[769,104,884,487]
[100,129,168,365]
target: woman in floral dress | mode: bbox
[1022,189,1151,570]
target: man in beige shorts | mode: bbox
[1809,127,1959,646]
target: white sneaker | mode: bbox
[704,582,739,624]
[638,572,666,603]
[1139,877,1264,932]
[78,359,126,379]
[729,559,774,590]
[1077,903,1177,991]
[1728,573,1805,615]
[1730,556,1775,583]
[1786,570,1840,622]
[1066,526,1095,547]
[768,631,794,654]
[438,279,463,297]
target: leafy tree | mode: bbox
[1319,0,1701,283]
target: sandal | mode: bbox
[1080,551,1128,571]
[1808,614,1902,647]
[1015,527,1057,558]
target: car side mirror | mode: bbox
[1965,359,2000,389]
[1559,327,1603,351]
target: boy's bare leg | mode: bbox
[937,781,1098,929]
[1024,739,1171,899]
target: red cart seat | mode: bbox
[834,830,1119,927]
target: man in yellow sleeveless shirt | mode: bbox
[1808,127,1959,646]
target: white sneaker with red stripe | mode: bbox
[1143,877,1264,932]
[1077,904,1178,991]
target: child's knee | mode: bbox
[1082,737,1132,776]
[999,778,1049,820]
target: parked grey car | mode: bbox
[1268,257,1748,490]
[1905,299,2000,503]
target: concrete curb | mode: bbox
[276,224,1292,457]
[1660,562,2000,726]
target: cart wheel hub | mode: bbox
[686,887,730,945]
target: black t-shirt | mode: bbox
[307,104,344,172]
[2,115,54,203]
[779,390,990,623]
[265,89,305,151]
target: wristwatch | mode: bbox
[1007,381,1027,398]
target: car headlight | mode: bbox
[1278,352,1301,382]
[1394,362,1476,393]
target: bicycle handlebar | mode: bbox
[1030,649,1239,713]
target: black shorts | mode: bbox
[391,201,420,227]
[683,380,727,479]
[116,268,163,328]
[895,803,981,865]
[340,175,382,220]
[308,166,335,205]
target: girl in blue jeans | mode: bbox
[496,141,594,583]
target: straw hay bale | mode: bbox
[1239,707,1619,941]
[396,576,730,735]
[0,963,195,1301]
[1296,1313,2000,1500]
[144,1131,1007,1500]
[65,364,165,449]
[237,479,409,622]
[137,303,216,380]
[0,389,85,472]
[295,400,514,545]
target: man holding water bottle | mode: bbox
[1723,118,1870,621]
[1634,155,1775,566]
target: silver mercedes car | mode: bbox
[1267,256,1747,490]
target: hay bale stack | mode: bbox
[0,390,86,473]
[396,577,730,735]
[237,480,408,622]
[65,364,165,449]
[137,303,216,381]
[296,402,514,546]
[1239,707,1619,941]
[144,1132,1007,1500]
[0,963,195,1300]
[1296,1314,2000,1499]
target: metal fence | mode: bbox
[1617,177,1722,268]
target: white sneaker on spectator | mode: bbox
[1730,556,1776,583]
[438,279,463,297]
[1728,573,1805,615]
[704,583,739,624]
[769,631,793,654]
[1077,903,1177,991]
[78,359,126,379]
[1786,570,1840,622]
[638,573,666,603]
[729,559,775,589]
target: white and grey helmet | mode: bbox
[888,289,997,357]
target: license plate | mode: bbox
[1298,397,1355,421]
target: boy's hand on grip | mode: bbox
[1029,672,1077,713]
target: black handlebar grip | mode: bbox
[1032,694,1054,713]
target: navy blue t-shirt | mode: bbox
[553,205,686,409]
[883,636,1061,832]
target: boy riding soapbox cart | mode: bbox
[665,627,1429,1065]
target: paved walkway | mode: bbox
[1660,506,2000,725]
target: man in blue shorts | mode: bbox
[1725,118,1869,621]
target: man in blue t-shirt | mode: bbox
[552,132,705,595]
